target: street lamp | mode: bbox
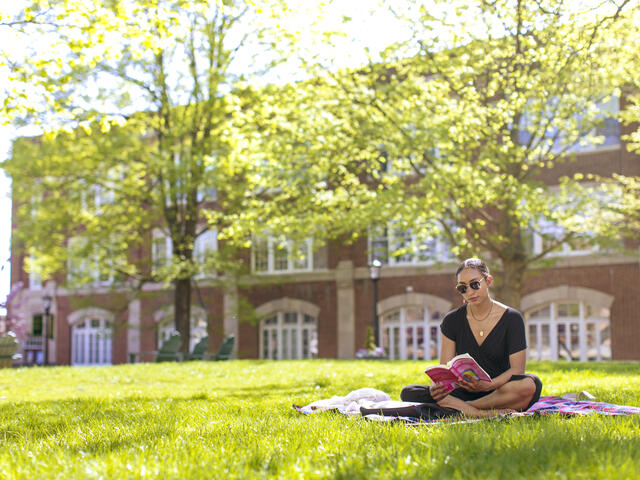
[42,295,52,366]
[368,259,382,347]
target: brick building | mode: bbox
[8,98,640,365]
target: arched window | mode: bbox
[69,312,113,366]
[381,307,443,360]
[377,292,451,361]
[260,312,318,360]
[525,301,611,361]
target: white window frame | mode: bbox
[571,95,620,153]
[380,307,443,360]
[194,229,218,279]
[152,230,173,273]
[252,237,314,274]
[519,95,620,155]
[26,256,42,290]
[532,219,598,258]
[260,312,318,360]
[368,224,453,266]
[71,317,113,366]
[525,301,611,362]
[67,237,114,286]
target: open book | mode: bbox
[424,353,491,392]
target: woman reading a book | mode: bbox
[400,258,543,418]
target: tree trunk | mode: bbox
[494,260,525,311]
[174,277,192,355]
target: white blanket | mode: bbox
[297,388,421,415]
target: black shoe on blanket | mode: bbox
[359,403,461,420]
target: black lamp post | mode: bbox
[42,295,52,366]
[369,259,382,347]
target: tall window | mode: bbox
[574,96,620,151]
[261,312,317,360]
[194,229,218,278]
[532,219,598,257]
[71,318,113,366]
[518,95,620,153]
[381,307,443,360]
[369,225,453,266]
[67,237,114,286]
[152,230,173,273]
[252,237,313,274]
[27,256,42,290]
[525,301,611,361]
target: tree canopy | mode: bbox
[1,0,318,352]
[258,0,638,307]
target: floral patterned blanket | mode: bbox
[294,390,640,425]
[518,396,640,417]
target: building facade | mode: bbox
[8,101,640,366]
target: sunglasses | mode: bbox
[455,278,485,294]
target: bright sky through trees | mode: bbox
[0,0,410,314]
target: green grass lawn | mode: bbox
[1,360,639,479]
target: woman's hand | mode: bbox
[429,382,451,402]
[456,375,494,392]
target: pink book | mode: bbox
[424,353,491,392]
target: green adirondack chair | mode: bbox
[187,336,209,360]
[129,333,183,363]
[206,334,234,361]
[0,332,22,368]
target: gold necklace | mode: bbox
[470,300,493,337]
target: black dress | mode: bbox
[401,304,542,407]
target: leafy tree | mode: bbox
[611,7,640,234]
[1,0,309,353]
[261,0,637,308]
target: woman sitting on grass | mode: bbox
[401,258,542,418]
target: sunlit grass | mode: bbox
[0,360,639,479]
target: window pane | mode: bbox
[600,322,611,360]
[528,324,538,360]
[270,329,278,359]
[382,327,390,355]
[416,326,425,360]
[282,329,289,359]
[32,315,43,336]
[586,323,597,360]
[568,303,580,317]
[253,238,269,272]
[415,238,437,263]
[291,329,298,359]
[370,226,389,264]
[392,326,400,360]
[540,324,551,360]
[262,329,269,359]
[385,311,400,324]
[273,243,289,271]
[284,313,297,324]
[430,326,439,359]
[406,307,423,322]
[530,305,550,319]
[390,228,413,264]
[302,329,309,358]
[558,324,571,360]
[570,323,580,360]
[291,241,309,270]
[406,327,414,359]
